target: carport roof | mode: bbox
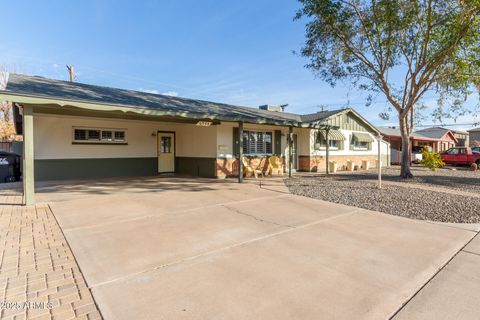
[1,73,350,128]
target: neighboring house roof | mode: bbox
[378,127,455,142]
[414,127,458,142]
[0,73,380,133]
[468,127,480,133]
[378,127,402,137]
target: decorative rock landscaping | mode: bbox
[285,166,480,223]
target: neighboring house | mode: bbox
[298,110,390,172]
[380,127,457,164]
[414,127,458,151]
[0,74,388,204]
[451,129,469,147]
[468,127,480,147]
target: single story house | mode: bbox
[0,73,388,204]
[380,126,457,164]
[468,127,480,147]
[415,127,462,148]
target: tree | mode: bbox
[296,0,480,178]
[0,66,16,141]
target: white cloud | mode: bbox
[52,63,59,69]
[162,91,178,97]
[138,88,160,94]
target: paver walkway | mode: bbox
[0,189,102,320]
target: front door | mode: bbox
[158,132,175,173]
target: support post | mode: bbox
[325,127,330,175]
[288,126,293,178]
[23,105,35,205]
[377,133,382,189]
[238,122,243,183]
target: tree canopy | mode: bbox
[296,0,480,177]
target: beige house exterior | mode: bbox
[1,74,388,204]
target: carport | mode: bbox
[1,74,348,205]
[0,75,315,205]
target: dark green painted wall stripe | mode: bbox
[35,158,158,181]
[35,156,217,181]
[176,157,216,178]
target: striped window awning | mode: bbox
[318,129,345,141]
[352,132,374,143]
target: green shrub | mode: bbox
[420,147,445,171]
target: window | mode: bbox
[446,148,459,155]
[353,141,369,150]
[87,130,100,141]
[101,131,113,141]
[242,131,272,155]
[315,135,339,150]
[114,131,126,141]
[73,127,127,144]
[160,136,172,153]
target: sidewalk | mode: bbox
[393,233,480,320]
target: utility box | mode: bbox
[0,151,21,182]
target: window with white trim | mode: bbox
[73,127,127,144]
[242,131,273,155]
[315,135,340,150]
[352,140,370,150]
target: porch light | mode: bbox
[196,121,212,127]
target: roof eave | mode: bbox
[0,91,303,127]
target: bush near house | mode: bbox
[420,147,445,171]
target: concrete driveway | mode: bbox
[39,177,476,320]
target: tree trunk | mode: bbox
[399,115,413,178]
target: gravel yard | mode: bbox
[341,165,480,194]
[285,167,480,223]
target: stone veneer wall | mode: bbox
[216,156,285,178]
[299,155,379,172]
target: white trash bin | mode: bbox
[361,160,369,170]
[346,160,355,172]
[328,161,337,173]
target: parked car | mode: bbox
[441,147,480,166]
[472,147,480,154]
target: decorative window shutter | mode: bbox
[233,127,239,157]
[274,130,281,155]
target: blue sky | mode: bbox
[1,0,478,130]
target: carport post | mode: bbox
[288,126,293,178]
[377,133,382,189]
[325,127,330,175]
[23,105,35,205]
[238,122,243,183]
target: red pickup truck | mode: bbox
[441,147,480,166]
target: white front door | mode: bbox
[158,132,175,173]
